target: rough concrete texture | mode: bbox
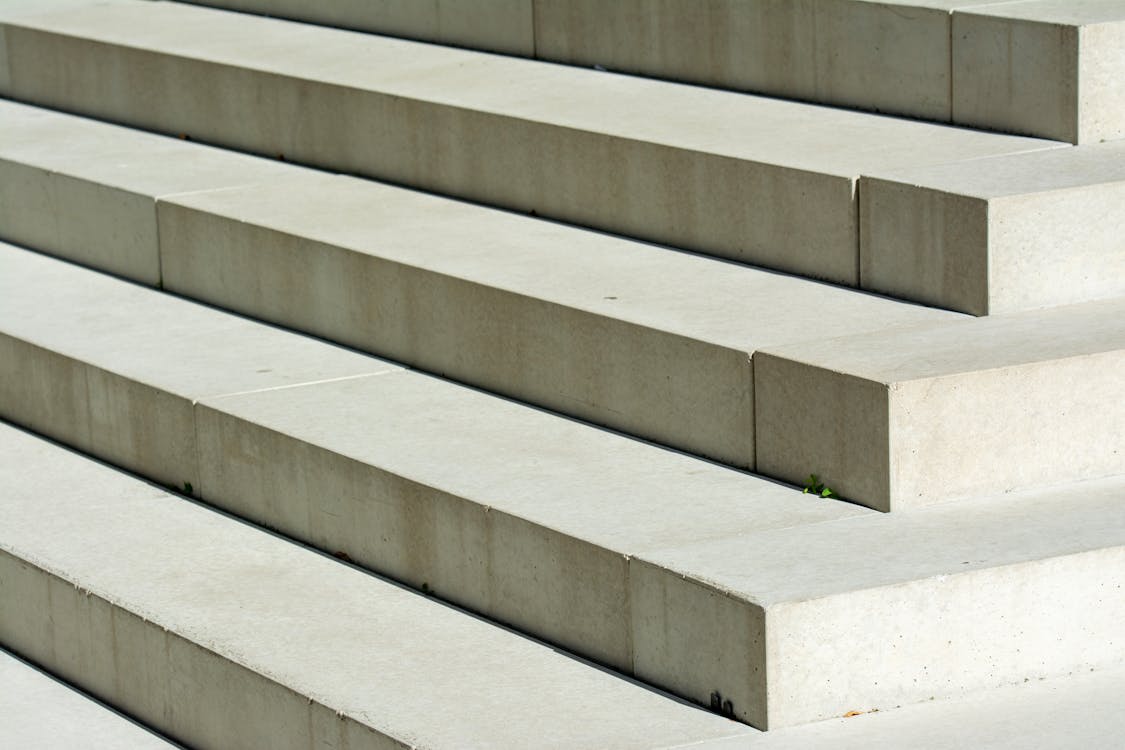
[159,171,959,467]
[0,99,295,284]
[635,475,1125,728]
[0,0,1059,284]
[756,299,1125,510]
[860,139,1125,314]
[0,650,180,749]
[953,0,1125,143]
[0,424,756,749]
[197,372,867,674]
[0,243,399,489]
[663,664,1125,748]
[184,0,534,56]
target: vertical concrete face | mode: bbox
[533,0,953,121]
[630,559,769,729]
[186,0,535,56]
[953,2,1125,143]
[860,179,990,315]
[754,352,892,511]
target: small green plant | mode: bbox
[183,481,194,495]
[802,474,837,499]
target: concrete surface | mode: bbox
[953,0,1125,143]
[755,299,1125,510]
[0,650,180,749]
[860,139,1125,314]
[0,423,755,749]
[0,0,1060,284]
[183,0,534,56]
[0,99,295,284]
[633,475,1125,727]
[159,171,959,468]
[0,243,399,489]
[663,663,1125,748]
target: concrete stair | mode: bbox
[1,0,1124,745]
[184,0,1125,144]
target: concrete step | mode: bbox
[0,101,962,469]
[0,424,755,749]
[177,0,1125,144]
[756,299,1125,511]
[0,0,1061,286]
[860,140,1125,315]
[3,245,1123,729]
[675,663,1125,749]
[0,650,181,749]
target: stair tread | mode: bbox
[0,423,753,749]
[0,650,180,749]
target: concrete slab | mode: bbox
[0,99,295,284]
[184,0,535,56]
[755,299,1125,510]
[0,0,1059,284]
[633,476,1125,728]
[660,663,1125,748]
[0,243,399,489]
[159,171,960,468]
[860,140,1125,314]
[196,370,868,674]
[953,0,1125,143]
[0,650,180,749]
[0,423,755,749]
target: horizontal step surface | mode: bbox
[4,245,1122,729]
[179,0,1123,143]
[0,650,179,749]
[0,102,962,468]
[0,0,1060,285]
[860,140,1125,315]
[756,299,1125,510]
[0,424,753,749]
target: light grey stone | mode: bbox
[0,243,398,488]
[186,0,535,56]
[0,99,294,284]
[159,172,958,468]
[953,0,1125,143]
[755,300,1125,510]
[860,140,1125,314]
[0,651,179,749]
[0,424,754,749]
[0,0,1058,284]
[634,476,1125,728]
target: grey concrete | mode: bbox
[158,171,959,468]
[0,100,295,284]
[184,0,535,56]
[0,424,754,749]
[860,140,1125,315]
[0,243,399,489]
[635,475,1125,728]
[0,650,179,749]
[0,0,1059,284]
[755,299,1125,510]
[661,664,1125,748]
[196,371,867,675]
[953,0,1125,143]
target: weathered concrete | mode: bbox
[184,0,535,56]
[0,424,755,749]
[0,0,1060,284]
[0,243,399,489]
[0,650,179,749]
[0,100,295,284]
[755,300,1125,510]
[953,0,1125,143]
[860,140,1125,315]
[159,172,959,468]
